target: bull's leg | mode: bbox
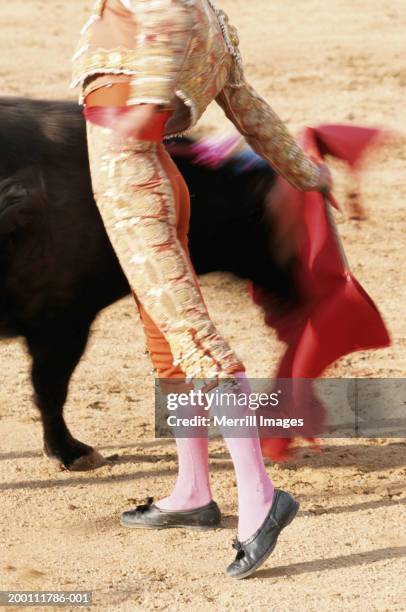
[26,321,106,471]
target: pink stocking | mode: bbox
[156,372,275,542]
[221,372,275,541]
[156,435,212,511]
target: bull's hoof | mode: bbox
[44,439,107,471]
[66,448,107,471]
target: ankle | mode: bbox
[156,489,212,511]
[237,484,275,541]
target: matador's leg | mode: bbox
[86,121,244,380]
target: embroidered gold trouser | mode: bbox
[86,121,244,379]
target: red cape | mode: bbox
[251,125,391,460]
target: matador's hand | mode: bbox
[315,163,333,194]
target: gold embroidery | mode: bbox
[86,122,243,379]
[72,47,170,88]
[75,0,319,189]
[72,0,232,127]
[207,1,242,69]
[126,0,195,106]
[216,76,320,190]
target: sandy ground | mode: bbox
[0,0,406,610]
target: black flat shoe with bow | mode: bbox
[120,497,222,531]
[227,489,300,579]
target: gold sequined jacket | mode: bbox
[71,0,320,190]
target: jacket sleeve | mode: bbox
[124,0,194,107]
[216,70,320,191]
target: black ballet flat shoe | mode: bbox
[120,497,222,531]
[226,489,300,579]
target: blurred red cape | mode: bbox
[251,125,391,460]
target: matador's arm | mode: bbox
[122,0,194,107]
[216,72,320,191]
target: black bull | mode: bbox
[0,97,297,470]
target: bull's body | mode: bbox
[0,97,293,469]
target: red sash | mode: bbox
[84,106,171,141]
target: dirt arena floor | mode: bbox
[1,1,405,610]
